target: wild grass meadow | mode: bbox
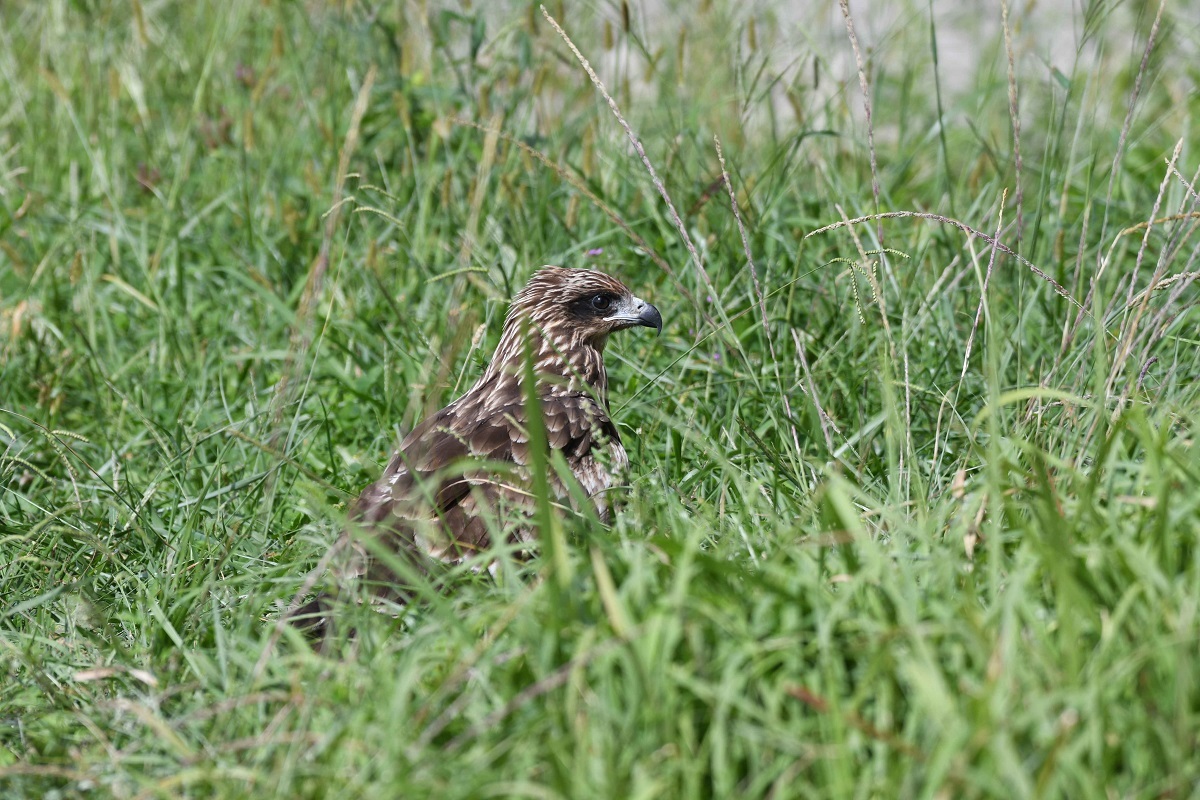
[2,0,1199,797]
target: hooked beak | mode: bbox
[607,295,663,335]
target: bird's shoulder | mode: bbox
[352,379,619,519]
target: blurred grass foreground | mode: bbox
[2,0,1199,797]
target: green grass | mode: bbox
[3,0,1199,797]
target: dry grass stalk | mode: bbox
[960,190,1007,385]
[539,5,715,296]
[1094,0,1166,266]
[837,0,881,242]
[449,116,710,320]
[715,134,803,457]
[1001,0,1024,242]
[270,66,378,428]
[807,210,1078,307]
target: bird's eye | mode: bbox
[590,295,612,312]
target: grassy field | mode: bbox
[3,0,1199,796]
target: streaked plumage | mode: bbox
[292,266,661,629]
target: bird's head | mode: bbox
[505,266,663,351]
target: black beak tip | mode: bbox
[639,303,663,335]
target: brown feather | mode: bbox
[314,266,659,612]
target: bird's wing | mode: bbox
[344,386,620,583]
[544,391,627,521]
[542,389,621,459]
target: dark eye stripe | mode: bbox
[568,292,619,320]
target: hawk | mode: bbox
[291,266,662,633]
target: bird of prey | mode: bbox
[291,266,662,631]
